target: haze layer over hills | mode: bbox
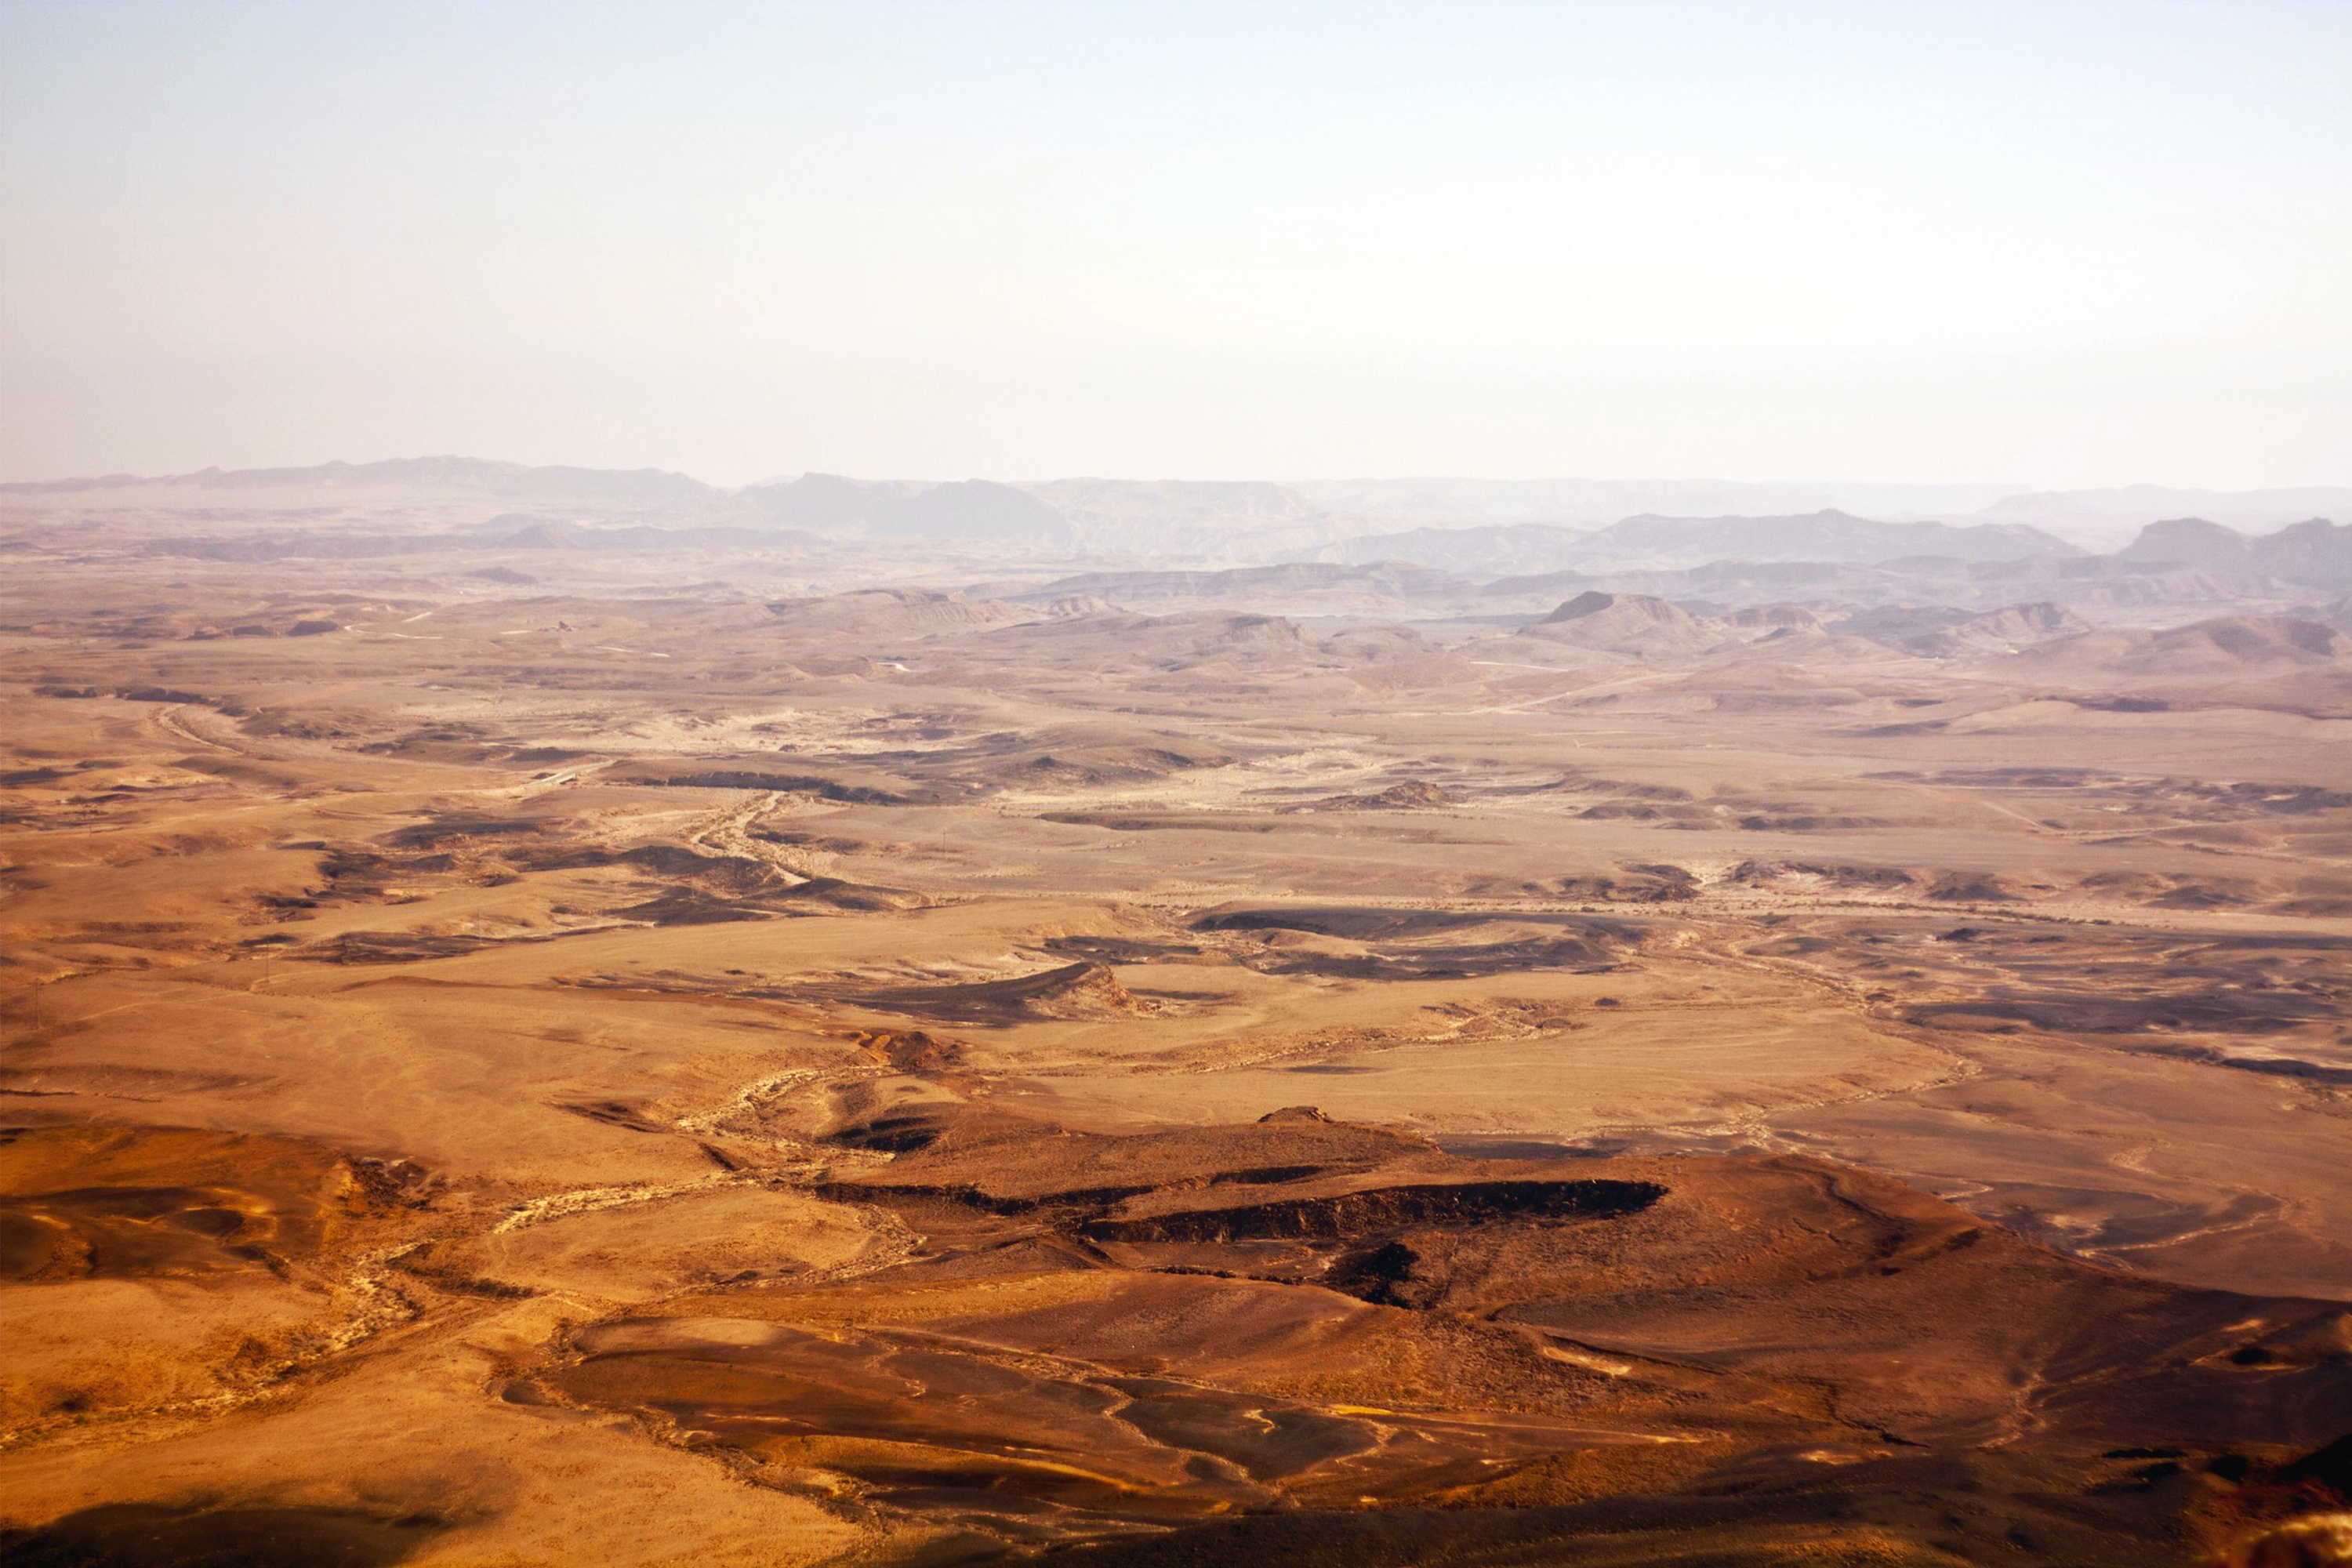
[10,456,2350,564]
[2,459,2349,1566]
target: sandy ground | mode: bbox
[3,539,2348,1564]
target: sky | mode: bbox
[2,0,2347,488]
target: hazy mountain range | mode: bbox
[4,456,2345,568]
[1303,511,2082,574]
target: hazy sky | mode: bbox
[2,0,2347,487]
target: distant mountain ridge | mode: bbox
[743,474,1074,545]
[1976,485,2352,546]
[1296,477,2352,548]
[1,459,1309,554]
[1290,477,2024,524]
[0,456,719,507]
[5,458,2344,572]
[1584,510,2077,565]
[1307,510,2074,575]
[2116,517,2352,588]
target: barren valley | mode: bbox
[3,464,2350,1566]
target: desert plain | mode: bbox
[2,464,2349,1566]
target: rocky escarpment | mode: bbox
[1080,1178,1667,1244]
